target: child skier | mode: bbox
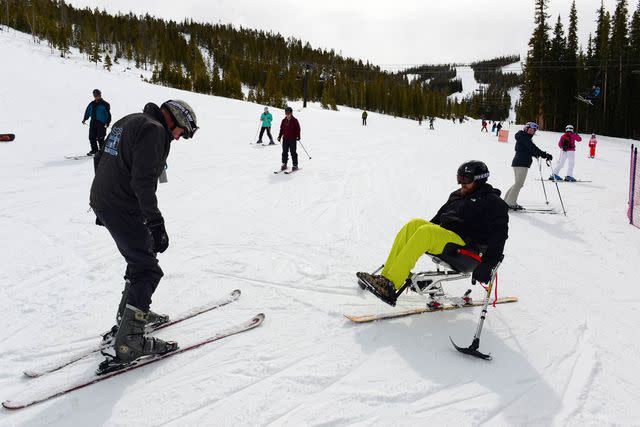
[588,134,598,158]
[550,125,582,181]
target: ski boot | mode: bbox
[508,204,524,211]
[280,164,287,171]
[269,140,275,145]
[102,281,169,345]
[549,174,563,181]
[564,176,576,182]
[98,305,177,374]
[292,165,299,171]
[356,272,398,306]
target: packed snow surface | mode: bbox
[2,27,640,426]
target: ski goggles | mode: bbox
[457,174,475,185]
[525,122,539,130]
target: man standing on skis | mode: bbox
[550,125,582,181]
[503,122,552,210]
[82,89,111,156]
[278,106,301,172]
[90,99,198,370]
[357,161,509,306]
[257,106,275,145]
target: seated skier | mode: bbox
[357,161,509,306]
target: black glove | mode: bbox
[472,262,493,285]
[147,219,169,253]
[297,136,300,141]
[82,120,86,125]
[95,216,104,227]
[544,152,553,161]
[277,136,282,142]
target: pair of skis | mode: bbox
[274,167,302,175]
[3,290,265,410]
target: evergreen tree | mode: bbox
[103,53,112,71]
[517,0,551,127]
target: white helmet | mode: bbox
[264,106,269,112]
[565,125,574,132]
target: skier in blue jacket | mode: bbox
[257,107,275,145]
[83,89,112,156]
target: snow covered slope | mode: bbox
[2,27,640,426]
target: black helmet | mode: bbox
[457,160,490,184]
[284,106,293,113]
[93,89,101,96]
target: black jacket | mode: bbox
[430,183,509,266]
[90,103,171,223]
[511,130,547,168]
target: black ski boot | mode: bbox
[98,305,178,374]
[102,280,169,344]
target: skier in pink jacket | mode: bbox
[550,125,582,182]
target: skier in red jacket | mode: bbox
[277,106,301,171]
[588,134,598,158]
[550,125,582,181]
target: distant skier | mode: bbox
[278,106,301,171]
[257,106,275,145]
[418,116,423,126]
[356,161,508,306]
[452,117,456,124]
[429,117,435,130]
[362,110,368,126]
[491,122,497,133]
[496,122,503,136]
[588,133,598,158]
[503,122,553,210]
[90,99,198,371]
[481,120,488,132]
[459,117,464,124]
[82,89,111,156]
[550,125,582,181]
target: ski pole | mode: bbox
[298,140,312,159]
[537,158,549,204]
[251,127,260,144]
[547,160,567,216]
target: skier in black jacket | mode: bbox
[357,161,509,306]
[90,99,198,370]
[504,122,552,210]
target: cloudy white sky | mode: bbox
[66,0,621,67]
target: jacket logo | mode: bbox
[104,127,123,156]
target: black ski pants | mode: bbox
[282,138,298,167]
[94,208,163,312]
[89,121,107,152]
[362,118,367,125]
[259,126,273,142]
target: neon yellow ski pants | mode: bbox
[381,219,466,289]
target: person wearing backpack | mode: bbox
[550,125,582,182]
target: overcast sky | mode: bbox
[65,0,621,67]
